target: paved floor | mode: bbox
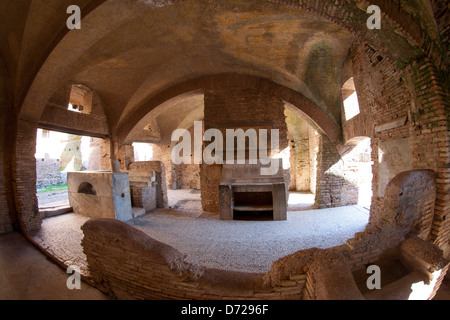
[0,232,110,300]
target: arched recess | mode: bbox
[38,82,110,138]
[119,74,342,152]
[78,182,97,196]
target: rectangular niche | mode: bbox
[233,191,274,220]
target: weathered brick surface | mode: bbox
[13,120,41,233]
[350,39,449,255]
[201,87,289,213]
[128,161,169,209]
[82,219,306,300]
[314,135,359,208]
[0,61,15,233]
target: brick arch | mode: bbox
[119,73,342,149]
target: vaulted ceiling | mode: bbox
[0,0,443,146]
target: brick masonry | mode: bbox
[202,87,289,213]
[128,161,169,209]
[81,219,307,300]
[314,136,359,208]
[350,39,449,256]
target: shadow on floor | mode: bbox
[0,231,110,300]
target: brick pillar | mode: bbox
[314,135,359,209]
[88,137,111,171]
[13,120,41,233]
[117,144,135,171]
[406,60,450,255]
[202,87,289,213]
[0,66,16,233]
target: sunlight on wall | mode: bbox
[35,129,68,159]
[36,128,92,171]
[344,91,361,121]
[409,269,442,300]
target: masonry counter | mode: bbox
[67,171,133,222]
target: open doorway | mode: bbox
[35,128,107,213]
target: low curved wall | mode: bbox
[82,218,311,300]
[80,170,446,300]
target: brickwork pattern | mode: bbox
[202,87,289,213]
[351,40,449,255]
[128,161,169,209]
[314,136,359,208]
[82,219,306,300]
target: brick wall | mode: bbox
[82,219,306,300]
[13,120,41,233]
[39,83,109,137]
[117,145,135,171]
[175,164,201,189]
[0,61,15,233]
[314,136,359,208]
[128,161,169,209]
[406,60,449,255]
[351,39,449,256]
[152,144,175,190]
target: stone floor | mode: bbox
[30,189,370,274]
[128,197,370,273]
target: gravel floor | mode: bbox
[128,192,370,273]
[33,189,370,274]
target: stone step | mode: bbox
[132,207,146,219]
[39,205,73,219]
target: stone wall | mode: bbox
[88,137,111,171]
[36,158,66,189]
